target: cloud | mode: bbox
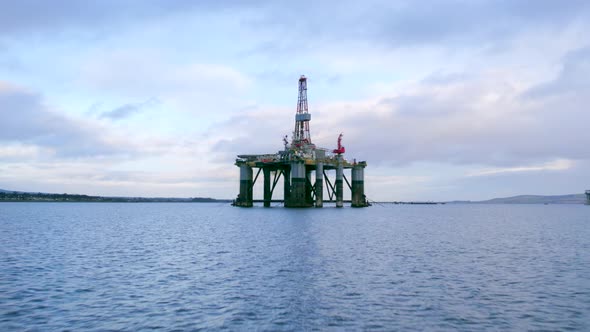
[0,82,236,197]
[204,104,295,163]
[0,143,49,161]
[0,161,234,197]
[100,98,159,120]
[241,0,590,55]
[366,174,429,186]
[2,1,587,50]
[79,51,250,117]
[0,1,236,40]
[83,53,249,93]
[0,81,136,158]
[466,159,574,177]
[0,1,133,39]
[525,46,590,98]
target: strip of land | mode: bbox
[448,194,586,204]
[0,190,230,203]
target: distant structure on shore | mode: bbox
[232,75,370,208]
[586,190,590,205]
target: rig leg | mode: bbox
[351,165,368,207]
[283,167,290,204]
[336,157,344,208]
[235,165,253,207]
[286,162,312,207]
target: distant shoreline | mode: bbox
[0,191,231,203]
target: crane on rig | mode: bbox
[333,133,345,155]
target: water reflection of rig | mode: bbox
[233,75,370,208]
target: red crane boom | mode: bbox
[333,133,345,154]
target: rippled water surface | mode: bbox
[1,203,589,330]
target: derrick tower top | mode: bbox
[292,75,313,149]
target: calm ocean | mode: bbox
[1,203,589,330]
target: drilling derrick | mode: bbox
[292,75,313,150]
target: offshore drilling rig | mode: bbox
[233,75,370,208]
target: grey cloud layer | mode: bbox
[347,50,590,166]
[525,47,590,98]
[0,0,254,39]
[242,0,590,54]
[100,98,159,120]
[0,84,135,157]
[2,1,588,48]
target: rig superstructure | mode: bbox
[233,75,370,208]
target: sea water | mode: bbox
[1,203,589,330]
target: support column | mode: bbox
[351,165,368,207]
[286,162,311,207]
[586,190,590,205]
[235,164,253,207]
[283,167,291,204]
[315,162,323,207]
[263,168,271,207]
[336,157,344,208]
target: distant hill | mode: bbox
[450,194,587,204]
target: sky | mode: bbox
[1,0,589,201]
